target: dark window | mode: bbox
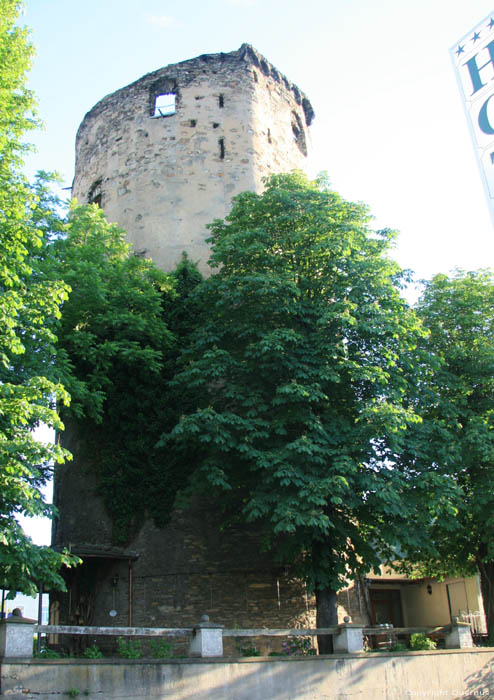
[219,138,225,159]
[88,178,103,207]
[219,94,224,108]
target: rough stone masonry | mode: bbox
[53,44,367,642]
[72,43,314,275]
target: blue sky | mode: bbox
[22,0,494,286]
[16,0,494,548]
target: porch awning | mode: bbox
[52,544,138,561]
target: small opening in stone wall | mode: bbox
[291,112,307,157]
[267,128,272,144]
[190,119,197,127]
[152,93,176,118]
[213,122,220,129]
[219,94,224,108]
[252,70,258,83]
[292,121,300,143]
[88,178,103,207]
[219,138,225,159]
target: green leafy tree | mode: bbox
[44,203,202,543]
[0,0,78,596]
[413,270,494,640]
[163,172,457,651]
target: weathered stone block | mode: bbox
[333,618,364,654]
[189,616,223,657]
[445,619,473,649]
[0,618,35,658]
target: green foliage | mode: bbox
[0,1,37,168]
[388,641,408,652]
[281,636,316,656]
[163,172,458,613]
[0,0,78,595]
[116,637,142,659]
[410,270,494,638]
[41,205,204,542]
[409,633,436,651]
[148,637,172,658]
[235,642,262,657]
[66,690,80,698]
[82,644,103,659]
[46,202,174,424]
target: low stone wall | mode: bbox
[2,649,494,700]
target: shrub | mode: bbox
[409,633,437,651]
[281,636,316,656]
[83,644,103,659]
[116,637,142,659]
[149,638,172,659]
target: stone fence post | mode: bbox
[445,617,473,649]
[333,616,364,653]
[0,616,36,658]
[189,615,224,657]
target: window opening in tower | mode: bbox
[152,93,176,118]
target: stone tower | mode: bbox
[51,46,368,642]
[72,43,314,274]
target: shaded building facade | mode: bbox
[52,45,332,638]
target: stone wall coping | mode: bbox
[37,623,471,637]
[81,43,314,128]
[222,627,341,636]
[2,648,494,665]
[362,625,457,635]
[0,617,37,626]
[192,615,223,630]
[37,625,193,636]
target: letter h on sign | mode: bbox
[463,40,494,135]
[451,11,494,226]
[464,41,494,95]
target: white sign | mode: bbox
[451,12,494,224]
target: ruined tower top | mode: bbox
[72,44,315,273]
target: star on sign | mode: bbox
[488,18,494,30]
[456,44,465,56]
[472,31,481,42]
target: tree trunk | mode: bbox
[478,559,494,643]
[315,587,338,654]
